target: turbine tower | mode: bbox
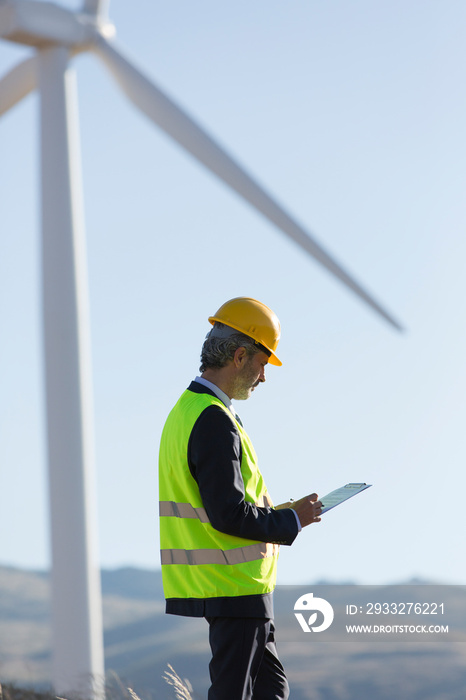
[0,1,402,697]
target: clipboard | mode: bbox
[320,482,372,514]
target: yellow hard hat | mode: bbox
[208,297,282,366]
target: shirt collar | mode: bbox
[194,376,235,416]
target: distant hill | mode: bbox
[1,566,465,700]
[0,566,208,699]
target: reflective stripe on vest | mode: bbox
[159,500,209,523]
[160,542,278,566]
[160,495,272,522]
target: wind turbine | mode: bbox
[0,0,403,697]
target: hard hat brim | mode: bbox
[208,316,282,367]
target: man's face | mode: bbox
[232,351,269,401]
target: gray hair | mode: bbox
[199,323,262,372]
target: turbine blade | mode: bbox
[0,56,37,117]
[93,37,403,331]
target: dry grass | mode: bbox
[160,665,193,700]
[0,684,57,700]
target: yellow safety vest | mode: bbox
[159,389,279,601]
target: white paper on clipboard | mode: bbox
[320,483,372,514]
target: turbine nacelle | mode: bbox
[0,0,114,49]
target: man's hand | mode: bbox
[290,493,322,527]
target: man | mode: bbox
[159,297,322,699]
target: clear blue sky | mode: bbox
[1,0,465,585]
